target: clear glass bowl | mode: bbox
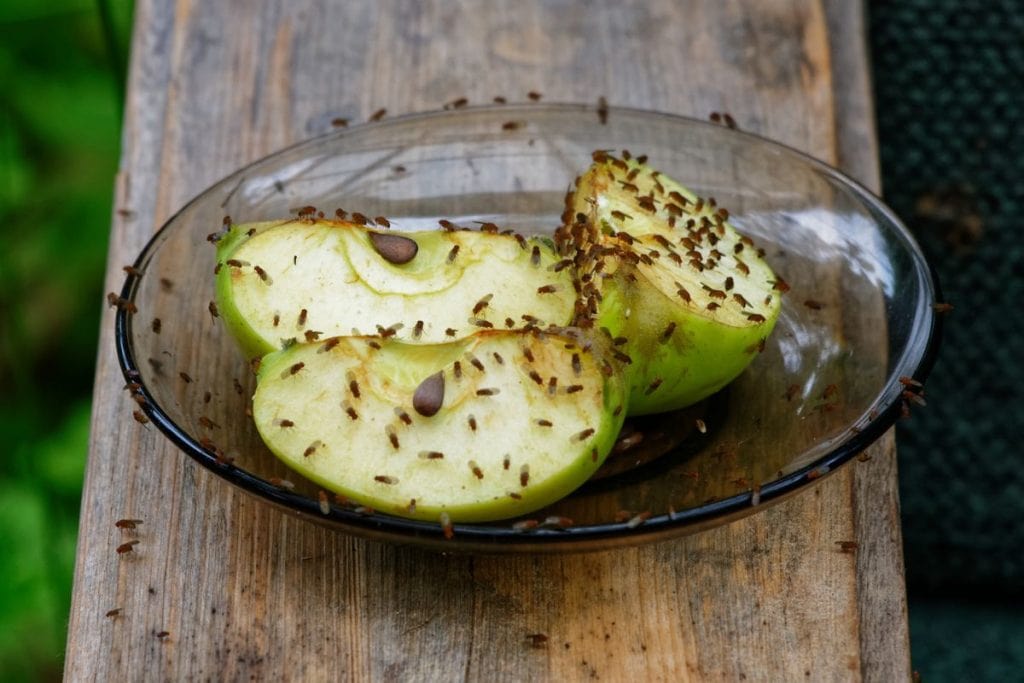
[115,103,942,552]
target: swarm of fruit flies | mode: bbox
[204,151,786,531]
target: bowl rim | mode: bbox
[114,102,944,550]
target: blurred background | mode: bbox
[871,1,1024,678]
[0,0,1019,680]
[0,1,131,680]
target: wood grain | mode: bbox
[67,1,910,680]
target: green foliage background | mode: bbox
[0,0,131,679]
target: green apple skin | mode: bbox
[215,219,576,361]
[593,262,776,415]
[562,155,782,415]
[252,330,627,523]
[214,221,278,360]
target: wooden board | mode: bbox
[66,1,910,680]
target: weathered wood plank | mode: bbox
[824,4,911,681]
[67,1,909,680]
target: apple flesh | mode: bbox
[215,219,576,359]
[252,329,627,522]
[558,153,782,415]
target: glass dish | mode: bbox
[115,103,942,552]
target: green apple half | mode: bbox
[253,329,626,522]
[558,154,783,415]
[215,219,576,359]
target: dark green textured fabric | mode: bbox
[869,1,1024,679]
[869,0,1024,596]
[908,598,1024,681]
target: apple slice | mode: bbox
[252,329,627,523]
[215,219,576,359]
[558,152,783,415]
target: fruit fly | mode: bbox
[440,512,454,539]
[116,540,139,555]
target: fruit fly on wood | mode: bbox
[116,540,139,554]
